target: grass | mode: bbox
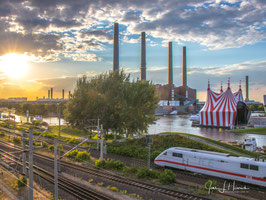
[229,127,266,135]
[161,132,263,157]
[48,125,91,138]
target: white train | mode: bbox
[154,147,266,187]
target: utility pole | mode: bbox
[28,128,33,200]
[97,119,100,150]
[22,130,27,180]
[147,143,151,169]
[58,106,61,172]
[26,110,29,123]
[100,124,103,161]
[8,110,10,142]
[54,138,58,200]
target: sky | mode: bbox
[0,0,265,102]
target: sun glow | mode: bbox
[0,53,29,78]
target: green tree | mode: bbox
[64,71,159,136]
[258,105,264,111]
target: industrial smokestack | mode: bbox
[113,23,119,72]
[182,46,187,87]
[168,42,173,86]
[48,90,50,99]
[51,88,53,99]
[245,76,249,101]
[62,89,64,99]
[140,32,146,81]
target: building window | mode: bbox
[240,163,249,169]
[250,165,259,171]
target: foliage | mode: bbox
[48,144,63,152]
[64,71,159,136]
[95,158,125,170]
[107,134,231,161]
[76,151,91,162]
[49,125,90,138]
[123,164,137,175]
[32,120,42,126]
[137,167,160,179]
[42,141,48,148]
[42,132,57,139]
[249,104,264,111]
[0,131,5,137]
[159,169,176,184]
[17,176,27,188]
[13,137,22,144]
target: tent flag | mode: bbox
[200,87,246,127]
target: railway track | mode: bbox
[0,139,210,200]
[0,147,113,200]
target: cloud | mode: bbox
[0,0,264,63]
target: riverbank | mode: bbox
[229,127,266,135]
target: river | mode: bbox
[1,113,265,147]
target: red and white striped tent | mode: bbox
[200,85,244,127]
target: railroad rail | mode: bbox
[0,147,113,200]
[0,139,210,200]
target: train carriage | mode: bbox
[154,147,266,187]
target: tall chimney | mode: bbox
[51,88,53,99]
[48,90,50,99]
[182,46,187,87]
[140,32,146,81]
[245,76,249,101]
[168,42,173,86]
[113,23,119,72]
[62,89,64,99]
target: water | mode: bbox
[148,115,266,147]
[1,112,265,147]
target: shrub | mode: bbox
[95,159,106,169]
[32,120,42,126]
[67,139,80,145]
[66,149,79,158]
[0,131,5,137]
[42,141,48,148]
[17,176,27,188]
[33,131,41,135]
[137,167,160,179]
[48,144,63,152]
[43,132,56,139]
[124,164,137,174]
[76,151,91,162]
[13,137,22,145]
[159,169,176,184]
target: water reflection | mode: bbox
[148,115,266,147]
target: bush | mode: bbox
[95,158,125,170]
[17,176,27,188]
[42,141,48,148]
[0,131,5,137]
[159,169,176,184]
[32,120,42,126]
[124,164,137,174]
[48,144,63,152]
[66,149,79,158]
[137,167,160,179]
[76,151,91,162]
[13,137,22,145]
[67,139,81,145]
[43,132,56,139]
[33,131,41,135]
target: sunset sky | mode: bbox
[0,0,265,101]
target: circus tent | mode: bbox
[200,82,249,128]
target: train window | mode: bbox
[250,165,259,171]
[172,152,183,158]
[240,163,249,169]
[221,160,225,162]
[163,152,167,156]
[177,153,183,158]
